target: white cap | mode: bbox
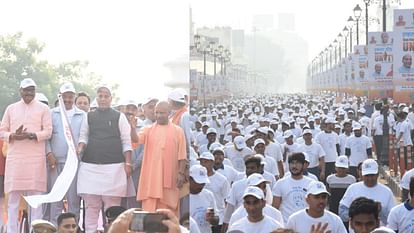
[325,117,336,124]
[190,165,210,184]
[202,122,210,127]
[35,93,49,103]
[353,123,362,131]
[370,226,395,233]
[308,116,315,122]
[306,181,330,197]
[283,130,294,139]
[142,97,159,106]
[212,146,225,155]
[124,99,138,107]
[206,128,217,135]
[303,152,310,163]
[199,152,214,161]
[403,107,409,113]
[31,219,57,232]
[168,89,186,103]
[242,186,265,199]
[303,129,312,135]
[253,138,265,148]
[59,82,76,94]
[246,173,269,186]
[334,124,342,129]
[254,107,260,113]
[256,127,268,135]
[20,78,37,88]
[361,159,379,176]
[335,155,349,168]
[234,135,247,149]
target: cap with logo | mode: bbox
[59,82,76,94]
[199,152,215,161]
[335,155,349,168]
[234,135,247,149]
[306,181,331,197]
[190,165,210,184]
[242,186,265,199]
[20,78,37,89]
[361,159,378,176]
[253,138,265,148]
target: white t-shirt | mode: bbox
[226,178,247,209]
[195,132,208,147]
[224,146,254,172]
[400,168,414,190]
[339,133,352,156]
[372,114,395,135]
[263,155,278,176]
[189,216,201,233]
[228,204,284,227]
[298,142,326,168]
[228,215,283,233]
[204,172,231,224]
[387,201,414,233]
[272,175,314,223]
[287,209,348,233]
[396,119,413,146]
[345,135,372,166]
[265,142,284,163]
[340,182,396,225]
[215,164,241,184]
[284,171,318,181]
[190,189,218,233]
[315,131,339,163]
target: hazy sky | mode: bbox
[191,0,414,61]
[2,0,414,99]
[0,0,189,102]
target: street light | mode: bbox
[333,39,338,65]
[343,26,349,57]
[338,33,343,61]
[194,34,210,107]
[353,4,362,45]
[347,16,354,53]
[363,0,371,45]
[329,44,333,69]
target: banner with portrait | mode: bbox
[367,32,394,100]
[393,9,414,103]
[353,45,370,97]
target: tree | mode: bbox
[0,32,117,116]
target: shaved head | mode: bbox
[155,101,171,125]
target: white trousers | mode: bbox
[82,194,121,233]
[7,191,42,233]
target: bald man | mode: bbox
[136,101,187,216]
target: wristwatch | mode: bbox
[28,133,35,140]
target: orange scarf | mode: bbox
[171,107,188,126]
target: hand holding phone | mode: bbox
[129,211,168,232]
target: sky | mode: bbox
[2,0,414,99]
[191,0,414,61]
[0,0,189,102]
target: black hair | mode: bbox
[57,212,77,227]
[244,155,261,167]
[349,197,379,220]
[75,91,91,104]
[288,152,306,164]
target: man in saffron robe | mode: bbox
[137,101,187,216]
[0,78,52,233]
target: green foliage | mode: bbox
[0,32,117,117]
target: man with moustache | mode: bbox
[272,152,314,224]
[44,83,86,225]
[0,78,52,233]
[76,86,133,233]
[136,101,187,216]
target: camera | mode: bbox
[129,210,168,232]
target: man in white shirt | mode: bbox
[198,152,230,232]
[298,129,326,180]
[345,123,372,178]
[339,120,353,155]
[287,181,347,233]
[253,139,278,178]
[272,152,314,224]
[315,117,340,181]
[255,127,284,177]
[227,187,283,233]
[400,168,414,201]
[228,173,284,227]
[198,128,218,154]
[212,147,240,185]
[395,110,413,170]
[371,105,395,166]
[224,135,254,172]
[387,176,414,233]
[339,159,395,226]
[348,197,381,233]
[189,165,219,233]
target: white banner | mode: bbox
[24,95,79,208]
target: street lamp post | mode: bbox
[347,16,354,53]
[194,34,210,108]
[354,4,362,45]
[329,44,333,69]
[343,26,349,58]
[382,0,387,32]
[363,0,371,45]
[333,39,338,65]
[338,33,343,61]
[209,41,216,79]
